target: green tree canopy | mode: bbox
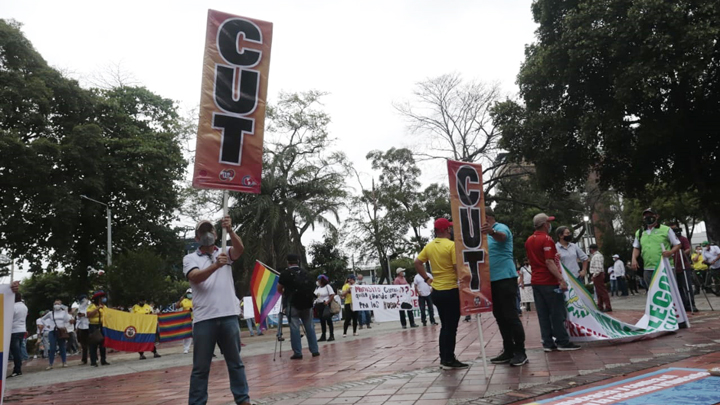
[493,0,720,241]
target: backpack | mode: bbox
[287,267,316,310]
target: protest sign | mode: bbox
[193,10,273,193]
[447,160,492,315]
[351,284,418,312]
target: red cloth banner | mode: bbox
[192,10,273,193]
[447,160,492,315]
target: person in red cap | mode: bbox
[524,213,580,351]
[413,218,468,369]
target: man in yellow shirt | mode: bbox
[86,291,109,367]
[175,289,194,354]
[132,299,161,360]
[414,218,467,370]
[340,275,358,337]
[692,245,709,294]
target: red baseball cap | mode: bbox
[434,218,453,231]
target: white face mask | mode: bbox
[80,298,88,305]
[54,304,62,311]
[199,232,216,246]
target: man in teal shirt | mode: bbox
[482,207,527,366]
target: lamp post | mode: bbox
[583,215,592,253]
[80,195,112,268]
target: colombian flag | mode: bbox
[250,261,282,329]
[103,308,157,352]
[158,311,193,343]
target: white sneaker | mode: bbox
[183,350,189,354]
[353,332,359,336]
[45,366,53,370]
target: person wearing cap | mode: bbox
[340,274,359,337]
[481,207,528,366]
[631,208,681,289]
[175,289,194,354]
[612,254,628,296]
[394,268,419,329]
[414,217,469,369]
[277,253,319,359]
[314,275,336,342]
[86,291,110,366]
[554,226,589,280]
[74,294,90,364]
[182,216,250,405]
[702,241,720,296]
[524,213,580,351]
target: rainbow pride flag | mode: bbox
[250,261,282,329]
[158,310,193,343]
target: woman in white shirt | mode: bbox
[314,275,335,342]
[518,259,534,311]
[41,300,71,370]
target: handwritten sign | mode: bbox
[350,284,419,312]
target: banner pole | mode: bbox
[221,190,229,254]
[476,313,488,379]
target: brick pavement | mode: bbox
[5,307,720,405]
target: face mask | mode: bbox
[316,281,320,286]
[673,228,682,235]
[101,297,108,304]
[199,232,216,246]
[54,304,62,311]
[187,294,192,299]
[563,235,572,242]
[80,298,87,305]
[644,216,656,226]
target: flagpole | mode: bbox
[256,260,280,275]
[476,313,488,379]
[221,190,229,254]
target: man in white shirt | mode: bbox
[702,241,720,296]
[10,293,28,377]
[589,244,612,312]
[182,216,250,405]
[413,272,437,326]
[612,255,627,296]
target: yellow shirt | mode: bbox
[179,298,193,311]
[417,237,457,291]
[342,283,352,305]
[692,253,709,271]
[87,303,104,325]
[132,304,153,314]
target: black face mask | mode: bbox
[673,228,682,236]
[563,235,573,242]
[644,216,656,226]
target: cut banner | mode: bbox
[562,256,688,342]
[103,308,157,352]
[447,160,492,315]
[158,311,192,343]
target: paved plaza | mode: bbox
[6,293,720,404]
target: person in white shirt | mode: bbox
[518,259,534,311]
[702,241,720,296]
[555,226,589,279]
[314,275,336,341]
[182,216,250,405]
[413,272,437,326]
[609,266,617,296]
[10,293,28,377]
[74,294,91,364]
[612,255,628,296]
[41,300,71,369]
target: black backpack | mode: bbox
[287,267,316,310]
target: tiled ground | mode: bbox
[6,308,720,405]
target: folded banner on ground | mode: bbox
[158,310,192,343]
[250,261,281,329]
[103,308,157,352]
[562,255,687,342]
[447,159,492,315]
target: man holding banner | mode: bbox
[414,218,468,370]
[183,217,249,405]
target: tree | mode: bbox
[0,20,187,295]
[19,272,74,334]
[493,0,720,241]
[308,232,349,286]
[395,73,512,194]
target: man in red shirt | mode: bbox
[524,213,580,352]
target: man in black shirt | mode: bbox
[277,254,319,360]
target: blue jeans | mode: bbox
[532,285,570,348]
[358,310,371,326]
[48,330,67,366]
[610,279,618,295]
[245,319,261,335]
[189,316,249,405]
[289,307,319,357]
[10,332,24,373]
[418,295,436,325]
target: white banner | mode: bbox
[351,284,419,312]
[562,255,687,342]
[242,296,255,319]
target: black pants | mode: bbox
[88,324,106,364]
[316,303,334,337]
[418,295,436,325]
[677,269,696,311]
[431,288,461,364]
[10,332,23,374]
[77,329,89,362]
[343,304,357,334]
[399,308,416,327]
[492,278,526,355]
[533,284,570,348]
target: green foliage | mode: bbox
[19,272,74,334]
[106,249,188,309]
[0,20,187,295]
[493,0,720,240]
[308,233,349,286]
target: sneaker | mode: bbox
[154,353,162,358]
[359,325,364,330]
[46,366,53,370]
[490,351,513,364]
[402,326,407,329]
[543,346,557,352]
[441,359,469,370]
[91,363,98,367]
[366,325,372,329]
[327,336,335,341]
[312,352,320,357]
[410,324,419,328]
[353,332,359,336]
[510,352,528,366]
[558,343,581,351]
[183,350,189,354]
[343,334,347,338]
[431,322,439,326]
[139,354,147,360]
[62,363,68,368]
[8,372,22,377]
[258,332,264,336]
[318,335,327,342]
[101,361,111,365]
[290,354,303,360]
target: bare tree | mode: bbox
[394,73,511,194]
[85,60,140,89]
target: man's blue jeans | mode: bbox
[289,307,319,357]
[358,310,371,326]
[189,316,249,405]
[532,285,570,348]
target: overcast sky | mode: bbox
[2,0,540,278]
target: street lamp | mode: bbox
[80,195,112,268]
